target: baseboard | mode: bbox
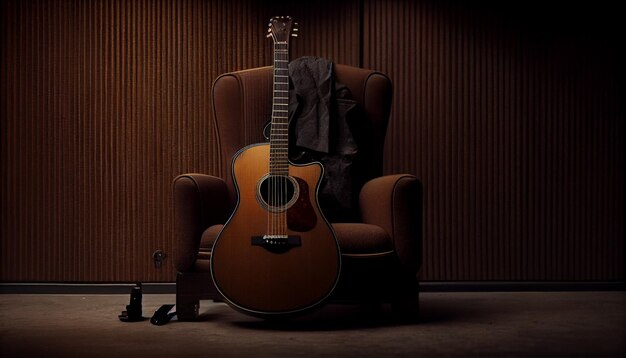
[1,281,623,294]
[0,282,176,294]
[419,281,625,292]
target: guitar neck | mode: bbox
[269,41,290,176]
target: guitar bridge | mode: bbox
[251,235,301,254]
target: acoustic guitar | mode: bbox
[210,16,341,318]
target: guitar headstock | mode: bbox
[267,16,298,43]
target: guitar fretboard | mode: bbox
[269,41,290,176]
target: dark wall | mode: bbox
[1,0,622,282]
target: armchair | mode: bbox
[173,64,422,320]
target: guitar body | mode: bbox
[211,143,341,317]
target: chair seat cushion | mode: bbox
[200,223,393,255]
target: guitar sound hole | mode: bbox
[257,174,299,212]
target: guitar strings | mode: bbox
[267,38,290,239]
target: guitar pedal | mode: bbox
[118,283,144,322]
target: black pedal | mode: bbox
[150,304,176,326]
[118,283,145,322]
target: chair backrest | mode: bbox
[211,64,393,205]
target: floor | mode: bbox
[0,292,624,357]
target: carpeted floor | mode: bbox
[0,292,624,357]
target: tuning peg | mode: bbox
[266,33,272,38]
[292,34,298,37]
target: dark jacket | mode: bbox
[263,57,365,222]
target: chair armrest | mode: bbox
[359,174,422,273]
[173,174,230,272]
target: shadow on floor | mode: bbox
[205,298,482,331]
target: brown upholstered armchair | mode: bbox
[173,64,422,320]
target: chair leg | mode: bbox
[176,272,199,321]
[176,295,200,321]
[391,277,420,321]
[176,271,215,321]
